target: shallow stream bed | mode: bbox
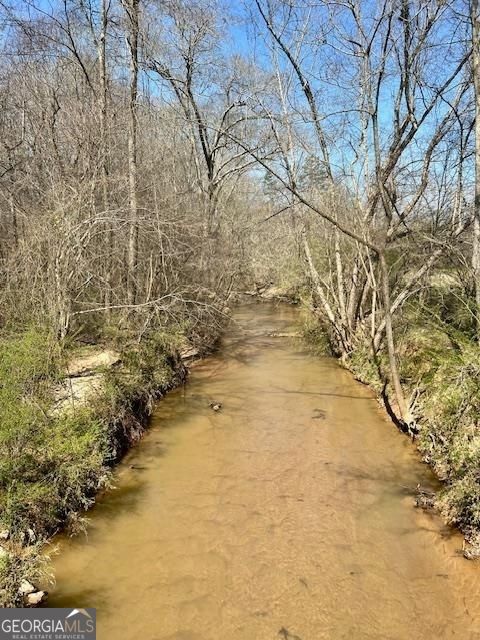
[48,303,480,639]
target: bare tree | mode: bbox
[122,0,140,305]
[247,0,472,427]
[472,0,480,338]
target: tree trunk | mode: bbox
[99,0,112,314]
[472,0,480,339]
[379,252,411,426]
[124,0,140,306]
[302,229,349,357]
[334,229,348,330]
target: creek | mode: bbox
[48,303,480,639]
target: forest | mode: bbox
[0,0,480,610]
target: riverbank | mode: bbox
[3,296,478,607]
[46,302,480,639]
[0,323,217,607]
[302,307,480,559]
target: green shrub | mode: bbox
[414,343,480,530]
[0,409,108,535]
[348,338,384,393]
[0,329,109,536]
[0,327,61,392]
[0,323,188,605]
[397,325,455,385]
[301,312,333,356]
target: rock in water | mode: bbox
[209,402,222,412]
[18,580,36,596]
[26,591,47,606]
[414,483,435,509]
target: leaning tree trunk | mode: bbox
[379,252,412,427]
[302,229,351,358]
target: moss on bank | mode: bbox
[0,326,189,606]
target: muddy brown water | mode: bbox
[48,303,480,639]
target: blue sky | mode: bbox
[2,0,473,197]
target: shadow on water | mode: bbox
[46,586,110,611]
[67,480,150,546]
[265,385,375,400]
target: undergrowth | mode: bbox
[0,324,187,606]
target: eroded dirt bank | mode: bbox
[47,303,480,639]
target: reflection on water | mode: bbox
[48,303,480,639]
